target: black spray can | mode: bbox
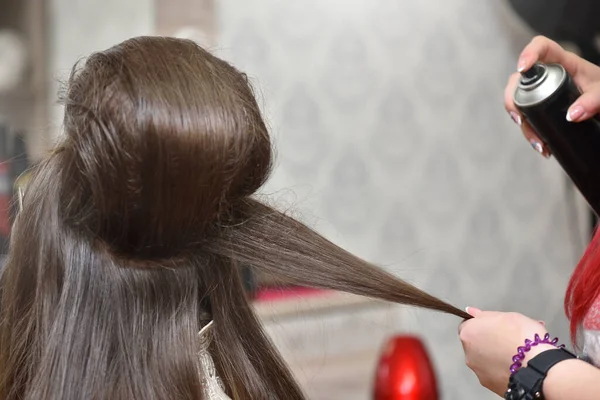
[513,62,600,216]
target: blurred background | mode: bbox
[0,0,597,399]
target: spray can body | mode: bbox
[513,63,600,216]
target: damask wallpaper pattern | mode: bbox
[215,1,586,398]
[47,0,154,143]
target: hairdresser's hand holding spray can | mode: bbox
[459,36,600,400]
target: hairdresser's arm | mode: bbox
[541,358,600,400]
[459,308,600,398]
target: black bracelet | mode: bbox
[505,348,577,400]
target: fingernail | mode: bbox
[509,111,522,126]
[530,139,544,155]
[517,58,527,72]
[538,320,546,327]
[465,306,482,316]
[567,105,585,122]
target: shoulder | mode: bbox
[583,297,600,331]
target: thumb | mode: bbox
[567,83,600,122]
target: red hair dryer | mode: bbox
[373,335,439,400]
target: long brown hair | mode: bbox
[0,37,469,400]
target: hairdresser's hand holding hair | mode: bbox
[459,307,600,399]
[459,308,551,394]
[505,36,600,157]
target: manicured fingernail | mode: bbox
[517,58,527,72]
[530,140,544,155]
[465,307,482,316]
[509,111,522,126]
[567,105,585,122]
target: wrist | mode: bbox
[542,358,591,400]
[510,333,565,374]
[506,348,578,400]
[523,344,556,367]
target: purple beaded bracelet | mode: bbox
[509,333,565,374]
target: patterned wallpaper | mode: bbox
[156,0,214,43]
[215,0,588,398]
[47,0,155,141]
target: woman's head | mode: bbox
[1,37,469,400]
[60,37,271,257]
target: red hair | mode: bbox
[565,226,600,344]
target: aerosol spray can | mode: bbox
[513,62,600,216]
